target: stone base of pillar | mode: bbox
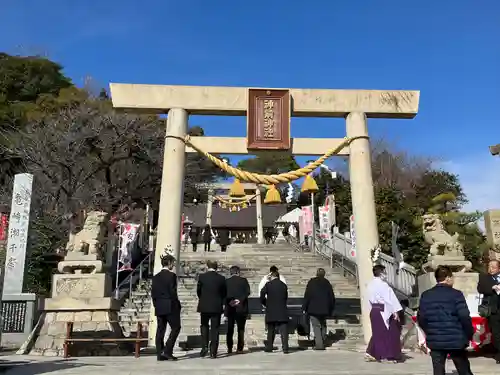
[27,297,127,357]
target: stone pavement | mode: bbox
[0,350,499,375]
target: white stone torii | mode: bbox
[110,83,420,345]
[203,182,264,244]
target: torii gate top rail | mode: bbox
[110,84,419,118]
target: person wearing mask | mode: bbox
[196,260,227,358]
[151,254,181,361]
[418,266,474,375]
[365,264,403,363]
[189,226,200,252]
[259,265,287,295]
[224,265,251,354]
[477,259,500,364]
[203,224,213,252]
[260,270,289,354]
[218,227,231,252]
[302,268,336,350]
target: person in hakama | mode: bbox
[365,264,403,363]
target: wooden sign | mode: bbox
[247,89,291,151]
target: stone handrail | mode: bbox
[314,230,418,299]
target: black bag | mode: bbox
[296,314,310,336]
[478,296,491,318]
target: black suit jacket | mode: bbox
[477,272,500,315]
[151,269,181,316]
[260,278,288,323]
[225,275,251,316]
[197,270,227,314]
[302,276,336,317]
[218,228,231,246]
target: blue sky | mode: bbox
[2,0,500,213]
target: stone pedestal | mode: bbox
[422,255,472,273]
[26,254,128,357]
[418,272,479,299]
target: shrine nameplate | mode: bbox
[247,89,291,151]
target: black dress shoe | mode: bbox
[165,354,178,361]
[210,353,217,359]
[157,354,169,361]
[200,348,208,357]
[264,348,273,353]
[227,348,233,354]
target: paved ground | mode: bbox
[0,349,499,375]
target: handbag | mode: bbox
[478,296,491,318]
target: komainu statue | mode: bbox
[422,213,464,257]
[65,211,109,257]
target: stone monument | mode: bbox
[25,211,126,356]
[483,209,500,262]
[417,214,478,297]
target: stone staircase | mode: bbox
[117,243,363,350]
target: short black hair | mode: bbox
[270,270,279,278]
[230,266,240,275]
[270,265,278,273]
[372,264,386,277]
[316,268,326,278]
[207,259,218,270]
[161,254,175,268]
[435,266,453,282]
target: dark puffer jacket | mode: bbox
[417,283,474,350]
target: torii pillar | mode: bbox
[110,83,419,345]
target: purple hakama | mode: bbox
[366,303,402,361]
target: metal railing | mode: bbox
[311,230,418,301]
[113,252,153,300]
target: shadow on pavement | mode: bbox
[0,359,99,375]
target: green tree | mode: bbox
[0,53,72,130]
[237,152,299,174]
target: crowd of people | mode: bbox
[150,251,500,374]
[151,254,335,360]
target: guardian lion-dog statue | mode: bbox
[422,213,463,258]
[65,211,109,257]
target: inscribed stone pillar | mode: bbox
[256,188,264,244]
[346,112,379,344]
[484,209,500,262]
[149,108,188,345]
[2,173,33,296]
[206,189,214,226]
[484,209,500,247]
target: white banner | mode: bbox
[318,206,330,239]
[118,223,140,271]
[349,215,357,258]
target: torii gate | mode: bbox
[203,182,265,244]
[110,84,419,344]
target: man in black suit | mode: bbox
[260,270,289,354]
[302,268,336,350]
[225,265,251,354]
[477,259,500,363]
[218,228,231,252]
[197,259,227,358]
[151,254,181,361]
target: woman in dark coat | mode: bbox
[189,226,199,252]
[203,224,212,252]
[217,228,230,252]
